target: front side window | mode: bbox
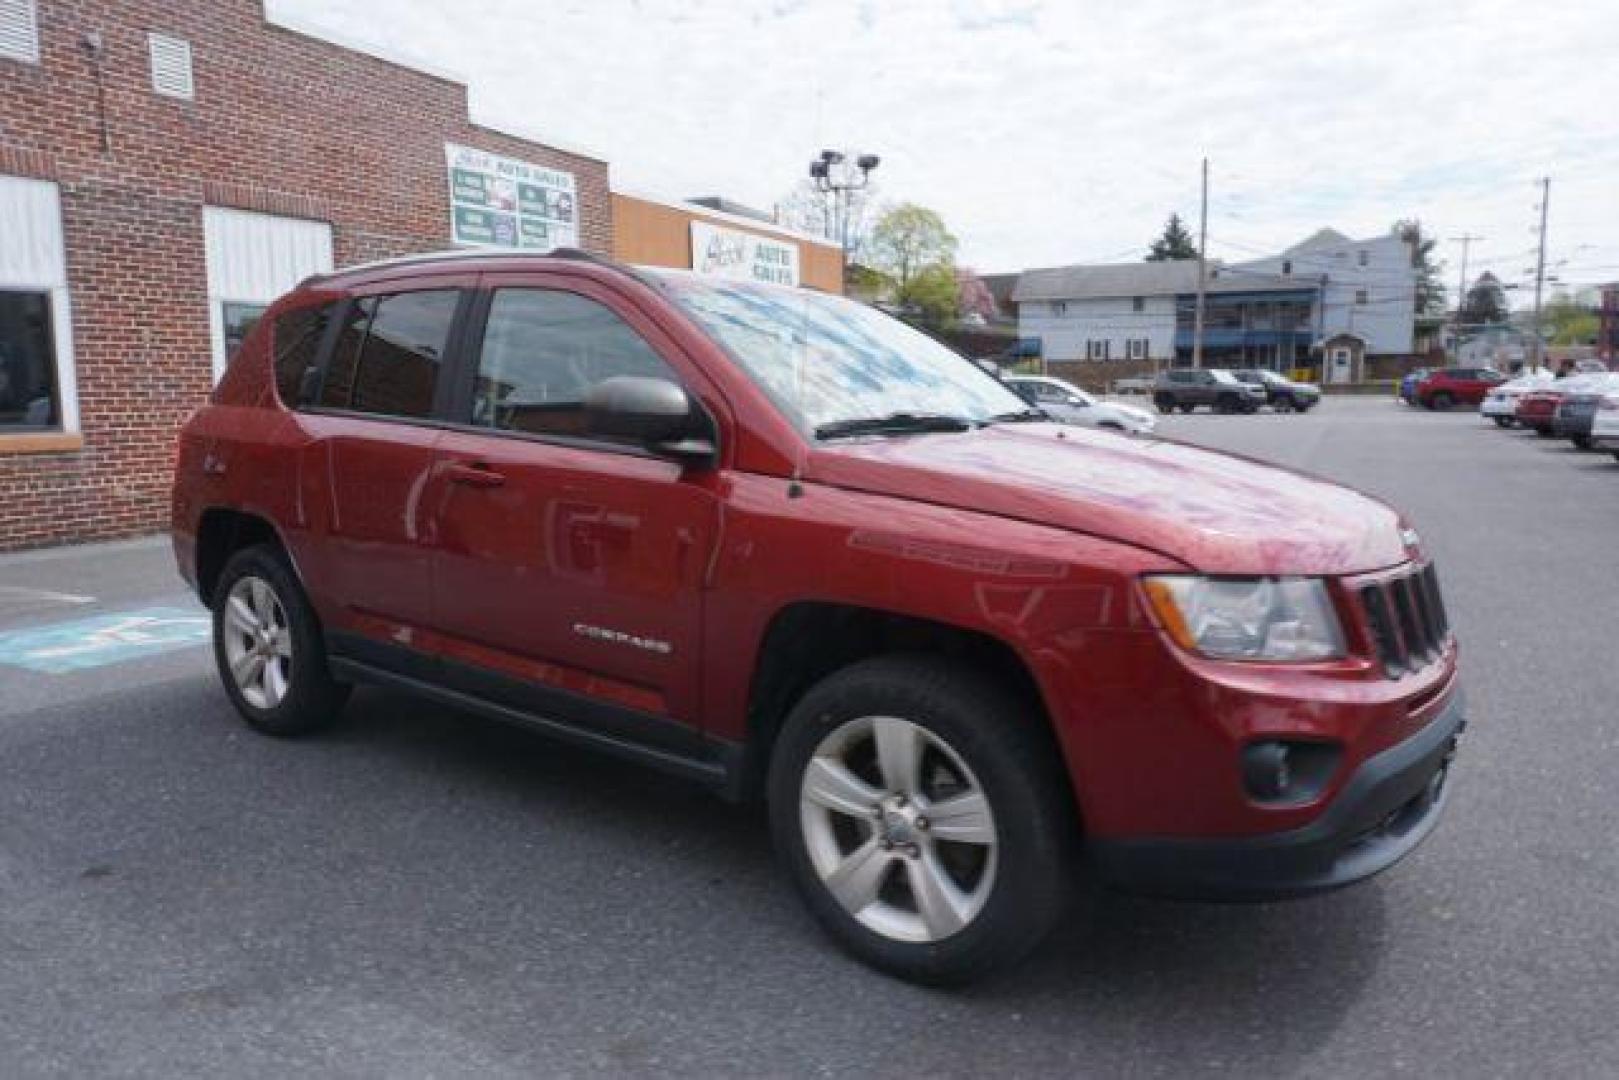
[319,290,458,419]
[653,271,1026,436]
[472,288,678,441]
[0,290,58,431]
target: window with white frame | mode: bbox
[1357,249,1368,267]
[202,207,333,378]
[1355,289,1369,306]
[1127,337,1148,360]
[0,0,40,65]
[0,176,77,435]
[1132,296,1144,313]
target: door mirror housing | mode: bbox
[583,376,716,464]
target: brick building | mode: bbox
[0,0,612,551]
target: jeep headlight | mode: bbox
[1143,576,1346,662]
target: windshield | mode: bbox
[649,271,1028,436]
[1210,369,1242,385]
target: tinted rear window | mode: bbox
[319,290,460,420]
[272,303,333,407]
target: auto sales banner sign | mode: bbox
[689,221,800,286]
[445,143,578,251]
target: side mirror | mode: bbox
[583,376,716,465]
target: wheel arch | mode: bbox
[735,601,1059,803]
[194,507,295,605]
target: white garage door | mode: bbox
[202,207,333,378]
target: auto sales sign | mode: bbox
[690,221,800,286]
[446,143,578,251]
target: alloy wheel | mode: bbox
[223,575,293,710]
[799,716,998,943]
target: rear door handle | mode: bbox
[445,462,505,489]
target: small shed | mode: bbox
[1315,332,1369,385]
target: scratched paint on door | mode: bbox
[0,607,212,674]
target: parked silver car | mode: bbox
[1005,375,1158,435]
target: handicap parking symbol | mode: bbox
[0,607,213,674]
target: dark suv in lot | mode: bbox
[172,250,1465,984]
[1152,368,1268,414]
[1232,369,1321,412]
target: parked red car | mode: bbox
[171,250,1465,984]
[1415,367,1506,409]
[1515,385,1571,435]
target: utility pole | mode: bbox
[1191,157,1209,368]
[1530,177,1551,373]
[1448,234,1483,359]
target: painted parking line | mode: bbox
[0,607,211,674]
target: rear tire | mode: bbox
[1429,392,1454,411]
[1153,394,1175,414]
[1535,425,1554,438]
[1216,395,1237,414]
[1492,416,1513,428]
[1273,396,1293,413]
[212,545,350,736]
[1178,404,1195,414]
[1573,435,1592,450]
[768,655,1077,986]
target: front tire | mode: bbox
[212,545,349,736]
[1153,394,1175,415]
[768,655,1076,985]
[1429,392,1454,411]
[1573,435,1592,450]
[1493,416,1513,428]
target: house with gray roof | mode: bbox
[1012,229,1415,381]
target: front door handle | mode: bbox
[445,462,505,489]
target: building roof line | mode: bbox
[263,5,612,164]
[613,186,841,250]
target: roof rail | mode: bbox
[300,246,640,288]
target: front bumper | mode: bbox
[1592,415,1619,447]
[1092,689,1465,901]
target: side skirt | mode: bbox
[327,642,740,793]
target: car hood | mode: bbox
[807,424,1409,575]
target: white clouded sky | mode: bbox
[272,0,1617,298]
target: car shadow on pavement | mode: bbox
[322,686,1388,1068]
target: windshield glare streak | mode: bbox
[651,271,1028,436]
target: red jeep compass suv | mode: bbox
[172,250,1465,984]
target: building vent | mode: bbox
[148,32,194,99]
[0,0,41,64]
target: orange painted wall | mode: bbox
[611,193,843,293]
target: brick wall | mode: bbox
[0,0,612,550]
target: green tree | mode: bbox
[868,203,959,321]
[1460,272,1509,326]
[1146,214,1198,261]
[1542,293,1599,345]
[1394,219,1446,317]
[903,263,961,323]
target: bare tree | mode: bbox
[776,178,880,262]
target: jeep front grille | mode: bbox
[1359,563,1450,677]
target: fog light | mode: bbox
[1242,740,1340,804]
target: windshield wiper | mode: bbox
[984,407,1047,424]
[814,411,975,440]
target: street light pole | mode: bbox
[809,150,880,268]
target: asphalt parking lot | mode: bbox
[1,396,1616,1078]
